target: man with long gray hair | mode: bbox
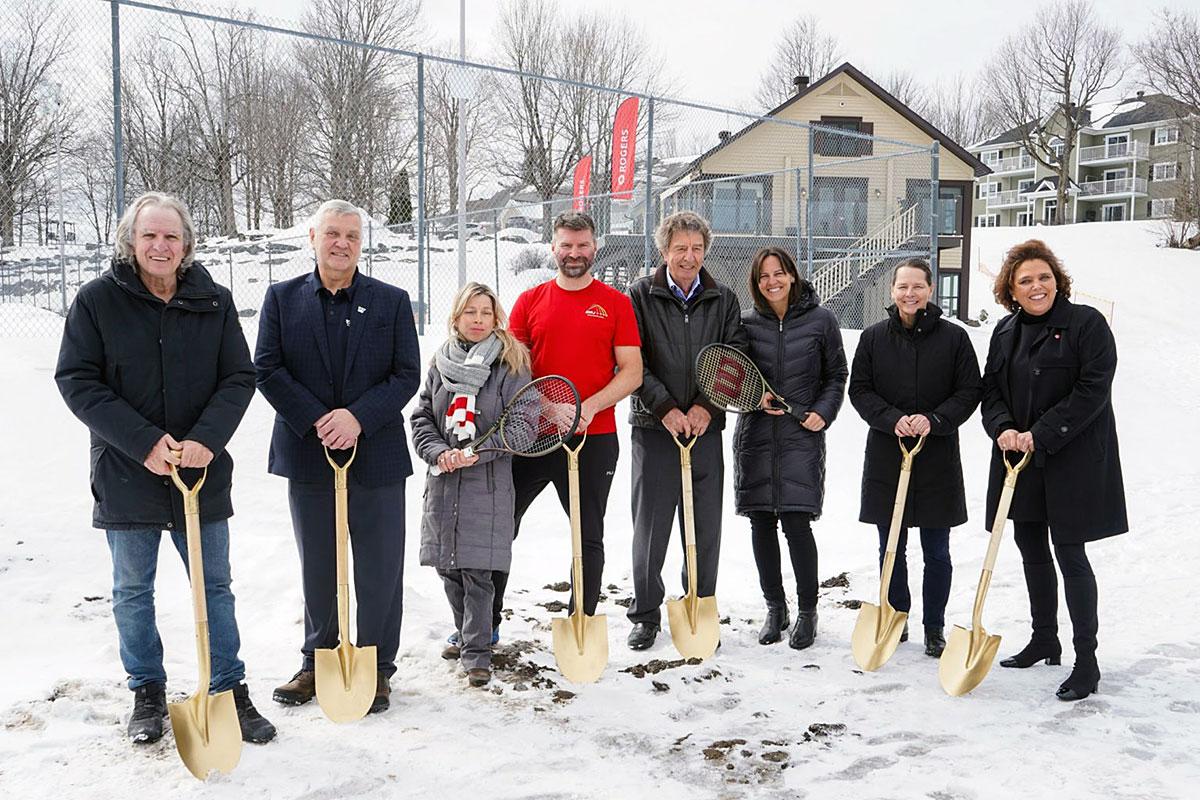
[56,191,276,745]
[625,211,747,651]
[255,199,420,714]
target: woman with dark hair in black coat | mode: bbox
[849,258,982,658]
[733,248,847,649]
[982,239,1126,702]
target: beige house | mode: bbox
[969,93,1197,227]
[658,63,989,325]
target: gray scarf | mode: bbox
[435,334,502,394]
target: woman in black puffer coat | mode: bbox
[734,248,847,649]
[849,258,982,659]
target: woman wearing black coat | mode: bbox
[849,258,982,658]
[733,248,847,649]
[981,239,1126,702]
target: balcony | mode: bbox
[986,188,1033,209]
[1077,177,1148,199]
[1077,140,1149,165]
[989,153,1035,174]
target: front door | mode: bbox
[1043,199,1058,224]
[1102,203,1126,222]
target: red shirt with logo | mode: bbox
[508,277,641,435]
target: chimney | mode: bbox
[793,75,810,94]
[718,130,731,143]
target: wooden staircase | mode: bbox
[810,204,921,302]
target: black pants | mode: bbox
[875,525,952,628]
[749,512,818,610]
[628,426,723,627]
[492,433,619,623]
[288,478,406,677]
[1012,521,1098,658]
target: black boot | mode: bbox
[232,683,277,743]
[127,682,167,744]
[627,622,659,651]
[899,621,909,643]
[758,603,789,645]
[1000,562,1062,668]
[1057,574,1100,701]
[923,626,946,658]
[788,608,817,650]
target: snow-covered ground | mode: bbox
[1,221,1197,798]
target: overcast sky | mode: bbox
[236,0,1186,109]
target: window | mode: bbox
[1017,211,1033,227]
[1154,126,1179,145]
[982,150,1000,167]
[976,181,999,199]
[811,176,868,237]
[1049,138,1065,160]
[1017,178,1035,194]
[811,117,874,157]
[1152,162,1178,181]
[1104,133,1130,159]
[1102,203,1126,222]
[974,214,999,228]
[1043,199,1058,224]
[1150,198,1176,218]
[711,179,768,234]
[938,272,959,317]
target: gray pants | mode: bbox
[627,426,724,626]
[438,568,496,670]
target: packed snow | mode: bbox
[1,220,1197,799]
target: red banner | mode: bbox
[572,155,592,211]
[610,96,639,200]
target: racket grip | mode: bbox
[461,445,476,459]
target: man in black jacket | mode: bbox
[625,211,748,650]
[56,192,275,745]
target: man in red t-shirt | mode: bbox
[490,211,642,628]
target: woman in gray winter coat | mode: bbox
[734,248,847,650]
[411,283,530,688]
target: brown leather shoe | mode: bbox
[441,642,461,660]
[369,671,391,714]
[467,668,491,688]
[272,669,315,706]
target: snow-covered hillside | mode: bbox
[0,221,1196,799]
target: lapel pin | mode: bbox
[357,306,366,314]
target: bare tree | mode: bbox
[924,72,1001,147]
[423,55,492,221]
[880,69,931,116]
[754,15,841,111]
[297,0,421,214]
[987,0,1125,224]
[76,129,117,244]
[0,0,72,246]
[122,40,200,205]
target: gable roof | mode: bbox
[973,121,1038,149]
[665,62,991,183]
[1102,93,1193,128]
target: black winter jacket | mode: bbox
[627,265,748,430]
[981,297,1126,543]
[733,284,847,517]
[849,304,982,528]
[55,259,255,530]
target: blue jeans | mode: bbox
[875,525,952,628]
[106,520,245,692]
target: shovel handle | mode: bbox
[564,434,587,624]
[170,463,213,701]
[969,450,1032,630]
[325,444,357,646]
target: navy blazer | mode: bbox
[255,270,421,487]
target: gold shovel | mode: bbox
[939,450,1032,696]
[314,444,378,723]
[167,462,242,780]
[666,435,720,660]
[552,434,608,683]
[852,435,926,671]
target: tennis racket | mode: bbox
[694,343,792,414]
[433,375,581,474]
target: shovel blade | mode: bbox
[168,689,241,780]
[315,642,378,723]
[666,594,720,660]
[551,613,608,683]
[938,624,1001,696]
[851,602,908,671]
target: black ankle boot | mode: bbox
[1056,654,1100,701]
[127,682,167,744]
[923,626,946,658]
[758,603,789,645]
[232,683,277,744]
[788,609,817,650]
[999,639,1063,668]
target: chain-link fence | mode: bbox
[1,0,944,338]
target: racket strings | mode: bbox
[498,377,580,456]
[695,347,766,411]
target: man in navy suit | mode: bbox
[254,199,420,714]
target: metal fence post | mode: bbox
[416,55,426,336]
[794,167,802,268]
[111,0,125,217]
[367,218,373,276]
[929,142,940,302]
[642,97,655,276]
[492,208,499,294]
[227,249,233,293]
[805,126,815,280]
